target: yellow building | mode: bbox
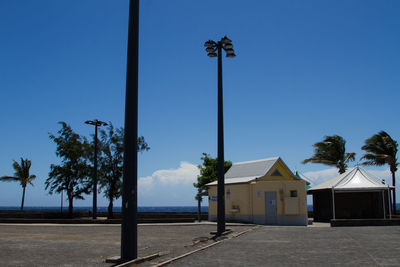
[207,157,308,226]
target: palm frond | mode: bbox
[302,158,337,166]
[303,135,354,173]
[1,158,36,187]
[361,131,398,168]
[12,160,23,177]
[344,152,356,163]
[0,176,19,182]
[361,160,383,166]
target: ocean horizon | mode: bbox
[1,204,399,213]
[0,206,209,213]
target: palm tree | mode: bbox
[302,135,356,174]
[0,158,36,210]
[361,131,398,213]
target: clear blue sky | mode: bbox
[1,0,399,208]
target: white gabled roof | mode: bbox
[308,166,393,192]
[207,176,258,186]
[206,157,281,186]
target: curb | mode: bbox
[112,253,161,266]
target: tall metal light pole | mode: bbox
[85,119,108,219]
[60,190,63,214]
[121,0,139,262]
[204,36,236,236]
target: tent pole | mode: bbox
[388,188,392,219]
[331,188,335,220]
[382,190,386,219]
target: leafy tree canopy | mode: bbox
[302,135,355,174]
[194,153,232,200]
[46,122,91,216]
[97,123,149,218]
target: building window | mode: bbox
[290,190,297,197]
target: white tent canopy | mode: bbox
[308,166,393,192]
[308,166,393,220]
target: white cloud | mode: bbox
[367,169,392,183]
[303,168,338,186]
[154,162,199,184]
[138,175,154,193]
[138,161,199,189]
[137,162,200,206]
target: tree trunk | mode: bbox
[198,197,202,222]
[21,186,26,211]
[338,162,345,174]
[392,171,396,214]
[108,199,114,219]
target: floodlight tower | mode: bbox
[204,36,236,236]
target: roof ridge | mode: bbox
[357,166,389,186]
[336,167,358,187]
[234,157,280,165]
[225,176,257,179]
[332,167,357,188]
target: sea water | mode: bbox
[1,204,399,212]
[0,206,209,212]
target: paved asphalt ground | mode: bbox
[0,223,253,266]
[168,224,400,267]
[0,223,399,266]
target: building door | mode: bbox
[265,192,277,225]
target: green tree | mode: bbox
[302,135,356,174]
[45,122,91,217]
[98,123,149,219]
[0,158,36,210]
[193,153,232,221]
[361,131,398,213]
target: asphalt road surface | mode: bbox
[1,223,399,266]
[167,224,400,266]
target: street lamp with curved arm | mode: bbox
[85,119,108,219]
